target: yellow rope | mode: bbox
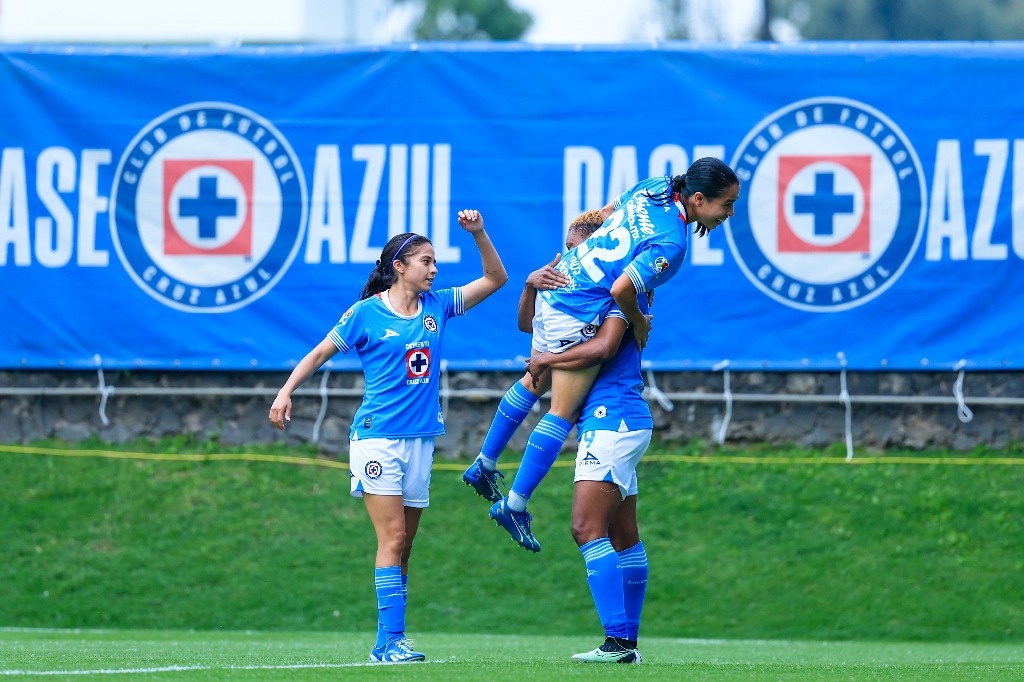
[641,454,1024,466]
[0,444,350,468]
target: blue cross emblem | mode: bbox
[793,172,855,236]
[178,175,238,239]
[409,351,429,375]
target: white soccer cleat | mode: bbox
[571,637,642,664]
[369,637,425,663]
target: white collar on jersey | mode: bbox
[673,198,689,224]
[381,289,422,319]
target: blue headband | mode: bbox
[389,235,419,274]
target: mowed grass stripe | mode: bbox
[4,438,1024,643]
[5,443,1024,469]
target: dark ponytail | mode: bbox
[646,157,738,205]
[359,232,432,300]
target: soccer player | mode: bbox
[268,210,506,664]
[483,157,740,552]
[462,210,605,504]
[524,292,653,664]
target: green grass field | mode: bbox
[4,628,1024,680]
[3,438,1024,679]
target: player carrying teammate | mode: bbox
[470,157,739,552]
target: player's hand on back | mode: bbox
[632,314,653,350]
[526,253,570,290]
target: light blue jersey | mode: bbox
[577,296,654,434]
[328,288,464,440]
[539,176,687,324]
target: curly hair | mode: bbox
[567,209,605,243]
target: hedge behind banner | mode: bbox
[1,42,1022,371]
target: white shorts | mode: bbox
[349,437,434,508]
[574,429,652,499]
[530,296,544,353]
[532,299,600,354]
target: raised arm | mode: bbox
[269,337,339,430]
[456,209,508,311]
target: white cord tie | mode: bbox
[312,368,331,443]
[441,359,451,419]
[96,367,113,427]
[837,352,853,460]
[644,366,674,411]
[712,360,732,445]
[952,359,974,424]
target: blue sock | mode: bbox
[580,538,629,639]
[509,413,571,507]
[377,572,409,646]
[618,542,648,641]
[480,381,539,462]
[374,566,404,647]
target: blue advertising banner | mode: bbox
[1,42,1022,371]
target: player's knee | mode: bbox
[570,516,605,547]
[378,530,407,557]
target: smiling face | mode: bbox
[692,182,741,233]
[394,243,438,292]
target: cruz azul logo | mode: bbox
[405,344,431,385]
[727,97,926,312]
[110,102,308,312]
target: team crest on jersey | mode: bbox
[423,315,438,333]
[364,461,383,479]
[406,347,431,379]
[654,256,669,273]
[110,102,308,313]
[594,406,607,419]
[727,97,925,312]
[582,324,598,340]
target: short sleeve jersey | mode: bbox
[577,296,654,434]
[328,287,464,440]
[539,176,688,325]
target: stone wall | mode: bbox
[2,370,1021,456]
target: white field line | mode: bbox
[1,660,450,676]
